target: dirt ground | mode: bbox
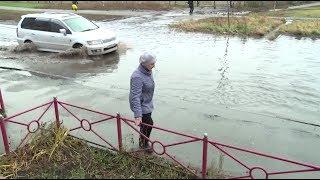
[33,1,176,11]
[0,9,128,23]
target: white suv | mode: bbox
[16,12,119,55]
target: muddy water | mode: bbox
[0,12,320,177]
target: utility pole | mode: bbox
[227,1,230,28]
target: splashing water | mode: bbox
[10,43,38,53]
[0,41,131,60]
[55,47,89,59]
[0,46,9,51]
[54,42,131,59]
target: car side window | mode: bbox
[21,17,36,30]
[49,21,72,34]
[33,19,50,32]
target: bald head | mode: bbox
[139,52,156,66]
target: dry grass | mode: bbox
[279,20,320,38]
[170,14,285,38]
[0,123,197,179]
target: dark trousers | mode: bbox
[189,3,194,14]
[139,113,153,147]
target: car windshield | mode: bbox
[63,16,98,32]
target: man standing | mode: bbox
[188,1,194,15]
[71,1,78,11]
[129,52,156,153]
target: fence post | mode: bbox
[116,113,123,151]
[53,97,60,128]
[0,114,10,154]
[202,133,208,179]
[0,89,5,113]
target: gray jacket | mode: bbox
[129,64,155,118]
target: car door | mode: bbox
[18,17,37,44]
[31,18,52,50]
[47,20,72,51]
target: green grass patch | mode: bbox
[170,15,285,38]
[261,6,320,18]
[279,19,320,38]
[0,124,200,179]
[0,1,46,9]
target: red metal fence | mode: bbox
[0,89,320,179]
[0,89,4,113]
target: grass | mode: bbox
[0,123,198,179]
[279,19,320,38]
[170,14,285,38]
[0,109,6,118]
[261,6,320,18]
[0,1,46,9]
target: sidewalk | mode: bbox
[287,2,320,9]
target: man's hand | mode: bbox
[135,117,142,126]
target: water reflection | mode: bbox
[1,15,319,123]
[67,51,120,74]
[28,50,121,78]
[217,37,230,90]
[240,37,248,44]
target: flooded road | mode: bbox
[0,12,320,177]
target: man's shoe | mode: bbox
[139,137,144,148]
[143,142,153,154]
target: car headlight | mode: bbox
[87,40,103,45]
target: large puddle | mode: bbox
[0,12,320,177]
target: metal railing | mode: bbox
[0,89,5,114]
[0,89,320,179]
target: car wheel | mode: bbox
[24,40,33,44]
[73,43,83,49]
[21,40,37,52]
